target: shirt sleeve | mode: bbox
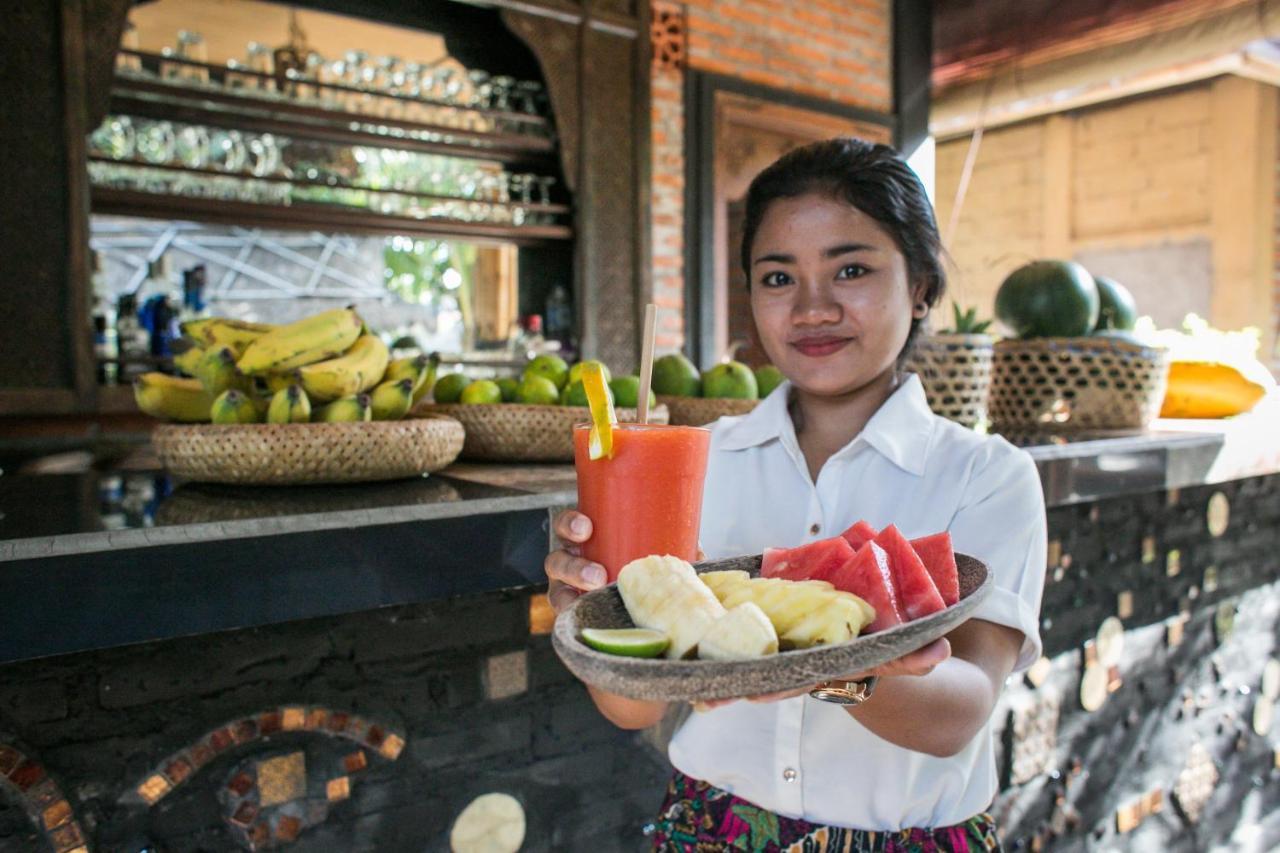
[946,443,1047,671]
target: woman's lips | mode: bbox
[789,336,852,357]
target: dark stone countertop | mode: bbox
[0,405,1275,665]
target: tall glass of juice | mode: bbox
[573,423,711,582]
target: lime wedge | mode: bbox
[581,627,669,658]
[581,361,616,460]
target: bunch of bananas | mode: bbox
[132,310,439,426]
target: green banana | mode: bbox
[172,340,205,377]
[267,384,311,424]
[410,353,441,405]
[236,308,363,375]
[210,389,261,424]
[133,373,215,422]
[312,393,372,423]
[385,354,432,394]
[295,333,389,401]
[255,372,296,395]
[370,377,414,420]
[193,346,251,396]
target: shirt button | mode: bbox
[809,523,820,535]
[782,767,798,782]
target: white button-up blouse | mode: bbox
[668,374,1047,830]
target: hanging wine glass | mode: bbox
[136,120,176,165]
[176,31,208,84]
[175,124,210,169]
[246,42,274,92]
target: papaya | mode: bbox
[1159,361,1266,419]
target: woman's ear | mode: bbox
[910,282,930,319]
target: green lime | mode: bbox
[524,354,570,390]
[609,375,656,409]
[702,361,758,399]
[515,374,560,405]
[562,378,613,408]
[568,359,611,389]
[580,627,669,658]
[496,377,520,403]
[754,364,785,398]
[652,352,701,397]
[432,372,471,404]
[460,379,502,405]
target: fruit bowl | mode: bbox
[552,552,991,702]
[657,395,758,427]
[411,403,669,463]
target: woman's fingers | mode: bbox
[552,510,593,544]
[547,579,582,614]
[868,638,951,678]
[545,548,607,592]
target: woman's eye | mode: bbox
[837,264,871,280]
[760,271,792,287]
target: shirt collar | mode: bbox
[718,373,936,477]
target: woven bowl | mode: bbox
[412,403,669,463]
[553,552,991,702]
[988,337,1170,431]
[906,333,994,429]
[152,416,465,485]
[657,395,759,427]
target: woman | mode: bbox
[546,138,1046,851]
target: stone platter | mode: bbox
[552,552,991,701]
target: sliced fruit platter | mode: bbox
[134,309,464,484]
[552,521,992,702]
[413,355,669,463]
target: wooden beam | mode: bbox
[1042,113,1072,259]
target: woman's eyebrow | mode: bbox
[822,242,877,258]
[752,252,795,266]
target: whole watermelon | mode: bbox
[1091,274,1138,332]
[995,260,1100,338]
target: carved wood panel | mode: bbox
[501,9,581,194]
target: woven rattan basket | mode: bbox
[152,416,465,485]
[905,333,994,429]
[988,337,1170,431]
[412,403,670,462]
[657,395,759,427]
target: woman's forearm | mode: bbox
[587,685,669,730]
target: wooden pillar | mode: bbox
[472,246,518,344]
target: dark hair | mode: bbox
[739,137,946,360]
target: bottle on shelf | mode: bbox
[115,292,148,383]
[180,264,208,325]
[89,250,119,385]
[136,256,181,368]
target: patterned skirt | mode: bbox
[650,772,1001,853]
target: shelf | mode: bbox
[91,186,573,245]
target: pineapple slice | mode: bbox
[701,574,875,649]
[697,602,779,661]
[617,556,727,659]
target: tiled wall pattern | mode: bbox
[647,0,893,353]
[0,476,1276,849]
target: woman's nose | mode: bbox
[792,280,841,324]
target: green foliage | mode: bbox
[382,237,476,335]
[940,302,993,335]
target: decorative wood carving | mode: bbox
[501,9,581,193]
[650,1,685,73]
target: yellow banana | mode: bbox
[267,384,311,424]
[133,373,215,422]
[370,377,414,420]
[182,318,275,357]
[257,372,295,394]
[193,346,251,396]
[410,353,441,405]
[210,389,261,424]
[295,333,389,401]
[236,308,363,375]
[172,342,205,377]
[312,393,372,423]
[386,354,433,395]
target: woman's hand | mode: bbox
[693,637,951,711]
[544,510,607,613]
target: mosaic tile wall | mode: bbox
[0,476,1277,850]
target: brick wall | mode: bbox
[649,0,893,352]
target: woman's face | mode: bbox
[748,192,924,398]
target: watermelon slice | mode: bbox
[839,520,879,551]
[874,525,945,620]
[910,532,960,606]
[760,536,855,583]
[828,541,905,632]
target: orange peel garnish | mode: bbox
[582,361,616,459]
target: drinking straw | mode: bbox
[637,303,657,424]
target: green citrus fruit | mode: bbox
[754,364,785,398]
[495,377,520,402]
[432,372,471,404]
[652,352,701,397]
[562,379,614,408]
[609,375,656,409]
[460,379,502,405]
[524,354,570,390]
[515,374,560,405]
[580,627,669,658]
[701,361,758,399]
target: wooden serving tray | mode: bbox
[552,552,992,702]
